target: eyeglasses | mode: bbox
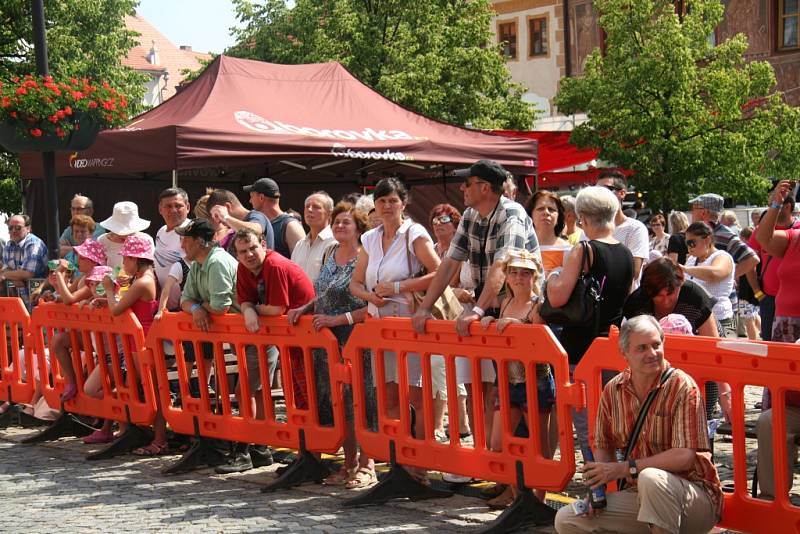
[7,225,24,231]
[431,215,452,226]
[463,178,489,188]
[603,185,622,192]
[651,223,663,227]
[686,239,701,248]
[71,205,88,211]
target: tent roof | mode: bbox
[20,55,537,182]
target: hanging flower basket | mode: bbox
[0,74,130,153]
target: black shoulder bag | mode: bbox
[540,241,602,328]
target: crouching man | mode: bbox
[555,315,723,534]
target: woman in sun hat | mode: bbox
[97,201,154,269]
[82,234,159,446]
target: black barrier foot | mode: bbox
[86,425,153,461]
[342,464,453,506]
[20,412,93,444]
[476,489,556,534]
[0,407,16,428]
[161,437,226,475]
[260,448,330,492]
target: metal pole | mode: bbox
[31,0,59,258]
[172,169,178,188]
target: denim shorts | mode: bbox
[496,373,555,413]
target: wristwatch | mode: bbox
[628,458,639,479]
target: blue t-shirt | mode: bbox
[245,210,274,250]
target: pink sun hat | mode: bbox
[659,313,694,336]
[73,238,107,266]
[85,266,114,283]
[120,234,154,262]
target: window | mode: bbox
[498,20,518,60]
[529,17,548,57]
[779,0,799,50]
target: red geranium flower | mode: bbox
[29,128,42,137]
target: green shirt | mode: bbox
[181,245,240,313]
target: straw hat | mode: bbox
[120,234,154,262]
[73,238,107,266]
[502,249,541,273]
[100,201,150,235]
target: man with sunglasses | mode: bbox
[595,170,649,290]
[412,159,539,337]
[1,214,48,300]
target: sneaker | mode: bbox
[707,418,720,440]
[250,445,274,468]
[442,472,473,484]
[214,452,253,474]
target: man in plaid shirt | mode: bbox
[1,214,48,300]
[413,160,539,336]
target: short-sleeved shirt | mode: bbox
[713,223,755,265]
[2,233,48,298]
[59,225,106,246]
[244,210,275,251]
[624,280,716,333]
[181,245,240,313]
[361,218,432,317]
[236,250,314,310]
[595,367,723,520]
[775,229,800,317]
[154,220,189,311]
[290,225,336,282]
[667,232,688,265]
[748,219,800,296]
[447,196,540,293]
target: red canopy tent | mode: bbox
[20,55,540,232]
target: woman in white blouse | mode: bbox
[350,178,441,479]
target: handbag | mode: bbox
[404,230,463,321]
[539,241,602,328]
[617,367,676,490]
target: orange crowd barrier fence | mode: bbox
[575,328,800,534]
[30,303,156,426]
[142,312,347,481]
[343,317,584,520]
[0,297,34,405]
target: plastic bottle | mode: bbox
[584,448,607,509]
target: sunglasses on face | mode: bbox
[7,225,24,231]
[463,178,489,188]
[685,237,706,248]
[432,215,452,226]
[603,185,622,192]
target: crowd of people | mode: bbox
[1,162,798,532]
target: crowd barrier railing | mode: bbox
[0,297,34,406]
[142,311,347,484]
[574,328,800,534]
[25,302,156,456]
[343,317,585,530]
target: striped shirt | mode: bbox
[447,196,540,292]
[594,366,723,519]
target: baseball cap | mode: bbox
[689,193,724,213]
[175,218,216,241]
[243,177,280,198]
[453,160,509,186]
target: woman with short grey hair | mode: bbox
[545,186,635,459]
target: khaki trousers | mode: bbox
[554,468,718,534]
[756,406,800,498]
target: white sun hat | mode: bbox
[100,201,151,236]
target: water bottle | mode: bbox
[584,448,607,509]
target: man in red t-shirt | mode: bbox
[234,227,315,413]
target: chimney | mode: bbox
[180,45,192,51]
[148,40,159,65]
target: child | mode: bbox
[480,250,555,509]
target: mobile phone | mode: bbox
[571,499,588,516]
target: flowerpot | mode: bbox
[0,112,101,153]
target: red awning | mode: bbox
[490,130,597,173]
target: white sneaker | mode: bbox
[442,472,473,484]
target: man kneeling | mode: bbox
[555,315,723,534]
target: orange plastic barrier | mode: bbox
[0,297,34,404]
[344,317,584,490]
[575,329,800,534]
[142,312,346,453]
[30,303,156,425]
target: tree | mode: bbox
[228,0,536,130]
[0,0,147,214]
[554,0,800,210]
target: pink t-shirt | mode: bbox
[775,229,800,317]
[748,219,800,296]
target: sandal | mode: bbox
[487,486,515,510]
[61,383,78,402]
[83,430,114,444]
[324,466,357,486]
[132,441,169,456]
[344,467,377,489]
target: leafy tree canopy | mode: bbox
[228,0,536,130]
[555,0,800,210]
[0,0,147,214]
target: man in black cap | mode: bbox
[244,177,305,259]
[412,159,540,337]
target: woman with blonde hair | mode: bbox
[666,210,690,265]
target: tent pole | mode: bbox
[534,170,539,193]
[172,169,178,188]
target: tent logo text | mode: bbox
[331,143,411,162]
[68,153,115,169]
[235,111,414,143]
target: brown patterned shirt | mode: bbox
[594,366,723,519]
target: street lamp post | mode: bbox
[31,0,60,258]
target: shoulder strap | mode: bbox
[404,227,413,278]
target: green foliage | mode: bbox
[0,0,147,213]
[228,0,536,129]
[554,0,800,210]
